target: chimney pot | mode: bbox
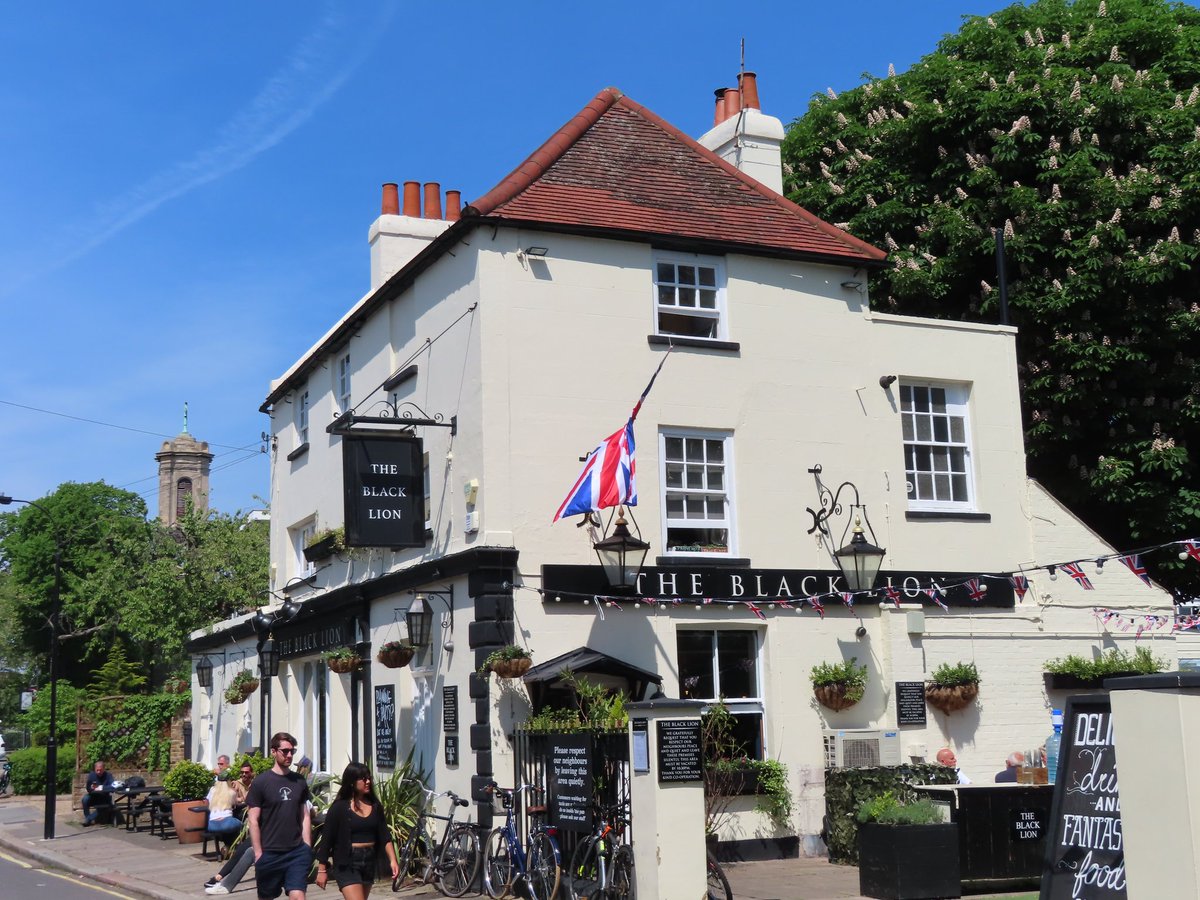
[713,88,728,127]
[381,182,399,215]
[723,86,741,123]
[423,182,442,220]
[445,190,462,221]
[402,181,421,217]
[738,71,761,110]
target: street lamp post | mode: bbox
[0,493,64,840]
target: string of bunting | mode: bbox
[527,537,1200,619]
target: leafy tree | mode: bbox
[783,0,1200,595]
[86,641,147,697]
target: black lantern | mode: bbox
[258,637,280,678]
[406,595,432,647]
[593,509,651,591]
[196,655,214,690]
[833,517,887,593]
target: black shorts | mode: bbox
[256,843,312,898]
[333,845,377,889]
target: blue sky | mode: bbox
[0,1,1001,515]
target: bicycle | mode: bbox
[481,781,561,900]
[392,784,481,898]
[706,851,732,900]
[0,759,10,796]
[565,802,634,900]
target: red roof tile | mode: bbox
[468,88,885,265]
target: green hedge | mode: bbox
[824,764,957,864]
[9,743,77,796]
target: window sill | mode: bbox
[286,442,309,462]
[657,556,750,567]
[905,510,991,522]
[647,335,740,352]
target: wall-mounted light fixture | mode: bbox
[840,280,864,290]
[879,374,898,389]
[406,586,454,651]
[592,507,651,591]
[516,246,550,268]
[806,465,887,593]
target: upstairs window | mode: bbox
[337,353,352,413]
[662,430,734,555]
[297,390,310,445]
[654,253,725,340]
[900,382,974,510]
[292,519,316,577]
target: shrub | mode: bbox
[234,752,273,777]
[928,661,980,687]
[9,743,76,795]
[163,759,215,800]
[856,791,945,825]
[17,680,79,746]
[1044,646,1165,678]
[305,526,345,551]
[809,658,868,704]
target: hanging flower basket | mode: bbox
[325,650,363,674]
[377,644,416,669]
[814,683,860,711]
[490,658,533,679]
[925,682,979,714]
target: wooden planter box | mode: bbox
[814,682,859,711]
[377,646,415,668]
[303,535,339,562]
[1042,671,1137,691]
[859,822,960,899]
[490,657,532,679]
[925,682,979,714]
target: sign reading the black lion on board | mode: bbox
[1040,694,1126,900]
[342,435,425,548]
[657,719,703,783]
[548,735,593,832]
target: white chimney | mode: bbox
[369,181,457,290]
[697,72,785,195]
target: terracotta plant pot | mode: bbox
[814,683,860,711]
[925,682,979,714]
[172,800,208,844]
[490,658,532,679]
[328,656,362,674]
[377,646,415,669]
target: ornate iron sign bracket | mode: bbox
[327,399,457,437]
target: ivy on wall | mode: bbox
[85,692,191,771]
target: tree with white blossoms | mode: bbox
[783,0,1200,597]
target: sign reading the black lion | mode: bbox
[657,719,703,783]
[1040,695,1126,900]
[342,436,424,548]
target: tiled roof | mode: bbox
[468,88,885,265]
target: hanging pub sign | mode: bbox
[343,435,425,548]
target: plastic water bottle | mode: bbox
[1046,709,1063,785]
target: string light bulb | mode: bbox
[1047,565,1058,580]
[1095,558,1105,573]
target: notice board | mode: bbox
[1039,694,1126,900]
[657,719,703,783]
[895,681,927,726]
[548,735,593,832]
[374,685,396,769]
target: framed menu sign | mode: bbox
[1040,694,1126,900]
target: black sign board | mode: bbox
[1014,808,1044,842]
[548,735,593,832]
[895,681,927,726]
[342,435,425,548]
[445,736,459,767]
[1040,694,1126,900]
[442,686,458,733]
[374,685,396,769]
[274,619,353,660]
[657,719,703,783]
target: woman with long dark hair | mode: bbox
[315,762,399,898]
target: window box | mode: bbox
[303,534,338,562]
[1042,672,1134,692]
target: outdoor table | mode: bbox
[110,785,165,832]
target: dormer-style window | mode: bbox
[654,253,726,340]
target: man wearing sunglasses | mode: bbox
[246,732,312,899]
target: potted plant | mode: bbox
[324,647,363,674]
[224,670,259,705]
[1043,646,1165,691]
[163,759,216,845]
[810,658,868,711]
[479,645,533,679]
[925,661,979,714]
[856,791,958,900]
[303,526,345,562]
[377,640,418,669]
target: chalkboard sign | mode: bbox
[443,686,458,733]
[657,719,703,783]
[548,735,593,832]
[896,681,928,726]
[445,735,458,767]
[375,685,396,769]
[1040,694,1126,900]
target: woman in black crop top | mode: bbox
[316,762,399,897]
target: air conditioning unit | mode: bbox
[823,728,902,769]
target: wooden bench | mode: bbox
[189,805,242,860]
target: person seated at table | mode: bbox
[82,760,114,826]
[995,751,1025,783]
[230,761,254,808]
[206,778,244,839]
[214,754,231,780]
[935,747,972,785]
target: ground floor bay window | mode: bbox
[677,628,764,759]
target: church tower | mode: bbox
[156,404,213,524]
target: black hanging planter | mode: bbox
[858,822,960,900]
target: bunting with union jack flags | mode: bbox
[1060,562,1094,590]
[1119,554,1152,587]
[1009,574,1029,602]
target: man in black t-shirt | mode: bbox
[247,732,312,900]
[82,760,114,826]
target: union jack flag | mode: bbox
[553,352,671,521]
[1181,540,1200,563]
[808,597,825,618]
[1120,554,1152,587]
[924,587,948,612]
[883,586,902,608]
[840,592,854,608]
[1009,575,1029,602]
[1061,562,1094,590]
[744,602,766,621]
[966,578,987,602]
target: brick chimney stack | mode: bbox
[698,70,784,194]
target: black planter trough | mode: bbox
[858,822,960,900]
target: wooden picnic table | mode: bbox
[109,785,166,832]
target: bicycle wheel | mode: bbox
[482,827,514,899]
[608,846,635,900]
[526,830,561,900]
[706,852,732,900]
[567,837,601,900]
[394,826,430,891]
[437,823,481,898]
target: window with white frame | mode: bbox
[292,519,317,577]
[297,390,310,445]
[423,451,431,531]
[661,430,734,554]
[337,353,351,413]
[900,382,974,509]
[654,253,725,340]
[677,629,764,759]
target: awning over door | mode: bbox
[523,646,663,710]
